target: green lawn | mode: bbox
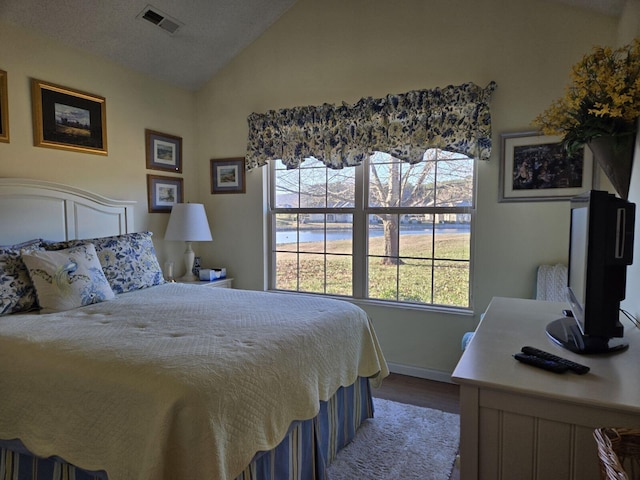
[275,232,470,307]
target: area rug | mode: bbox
[327,397,460,480]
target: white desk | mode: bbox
[452,297,640,480]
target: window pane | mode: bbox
[327,168,355,207]
[275,213,299,252]
[275,166,300,208]
[433,259,469,307]
[368,214,399,258]
[274,211,355,294]
[434,227,470,260]
[368,256,398,301]
[435,155,474,207]
[368,153,400,208]
[300,166,327,208]
[326,255,352,296]
[298,253,324,293]
[398,259,433,303]
[298,217,325,253]
[399,220,433,260]
[400,161,436,207]
[368,215,386,256]
[275,251,297,290]
[326,214,352,254]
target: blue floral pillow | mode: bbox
[0,239,44,316]
[22,243,115,313]
[46,232,165,294]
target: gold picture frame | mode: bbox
[31,79,107,155]
[0,70,9,143]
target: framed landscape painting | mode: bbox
[210,157,246,194]
[31,79,107,155]
[147,174,183,213]
[145,129,182,173]
[499,131,593,202]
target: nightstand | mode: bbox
[179,278,234,288]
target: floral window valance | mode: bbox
[245,81,497,170]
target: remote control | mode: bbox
[513,353,569,373]
[521,346,590,375]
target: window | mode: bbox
[269,149,474,308]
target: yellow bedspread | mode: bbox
[0,283,388,480]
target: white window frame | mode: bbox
[267,152,476,311]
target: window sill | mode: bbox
[266,289,474,316]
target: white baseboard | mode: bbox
[386,361,454,384]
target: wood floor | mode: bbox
[371,373,461,480]
[372,372,460,414]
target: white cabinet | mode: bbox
[452,297,640,480]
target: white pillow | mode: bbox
[21,243,115,313]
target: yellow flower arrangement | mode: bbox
[534,39,640,156]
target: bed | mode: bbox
[0,178,389,480]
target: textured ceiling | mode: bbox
[0,0,298,91]
[0,0,625,92]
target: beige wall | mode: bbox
[0,21,197,263]
[617,0,640,45]
[194,0,621,379]
[0,0,634,380]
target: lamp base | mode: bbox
[182,241,196,282]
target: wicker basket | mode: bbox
[594,428,640,479]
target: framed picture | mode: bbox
[210,157,246,194]
[0,70,9,143]
[31,79,107,155]
[147,174,183,213]
[145,129,182,173]
[499,131,593,202]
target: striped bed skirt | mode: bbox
[0,376,373,480]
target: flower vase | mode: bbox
[587,134,636,200]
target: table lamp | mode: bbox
[164,203,212,281]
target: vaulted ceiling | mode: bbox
[0,0,625,91]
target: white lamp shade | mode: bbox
[165,203,212,241]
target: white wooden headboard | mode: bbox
[0,178,135,245]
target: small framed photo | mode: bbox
[211,157,246,194]
[31,79,107,155]
[147,174,183,213]
[145,129,182,173]
[0,70,9,143]
[499,131,593,202]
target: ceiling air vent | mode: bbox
[137,5,183,35]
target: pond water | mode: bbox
[276,224,470,244]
